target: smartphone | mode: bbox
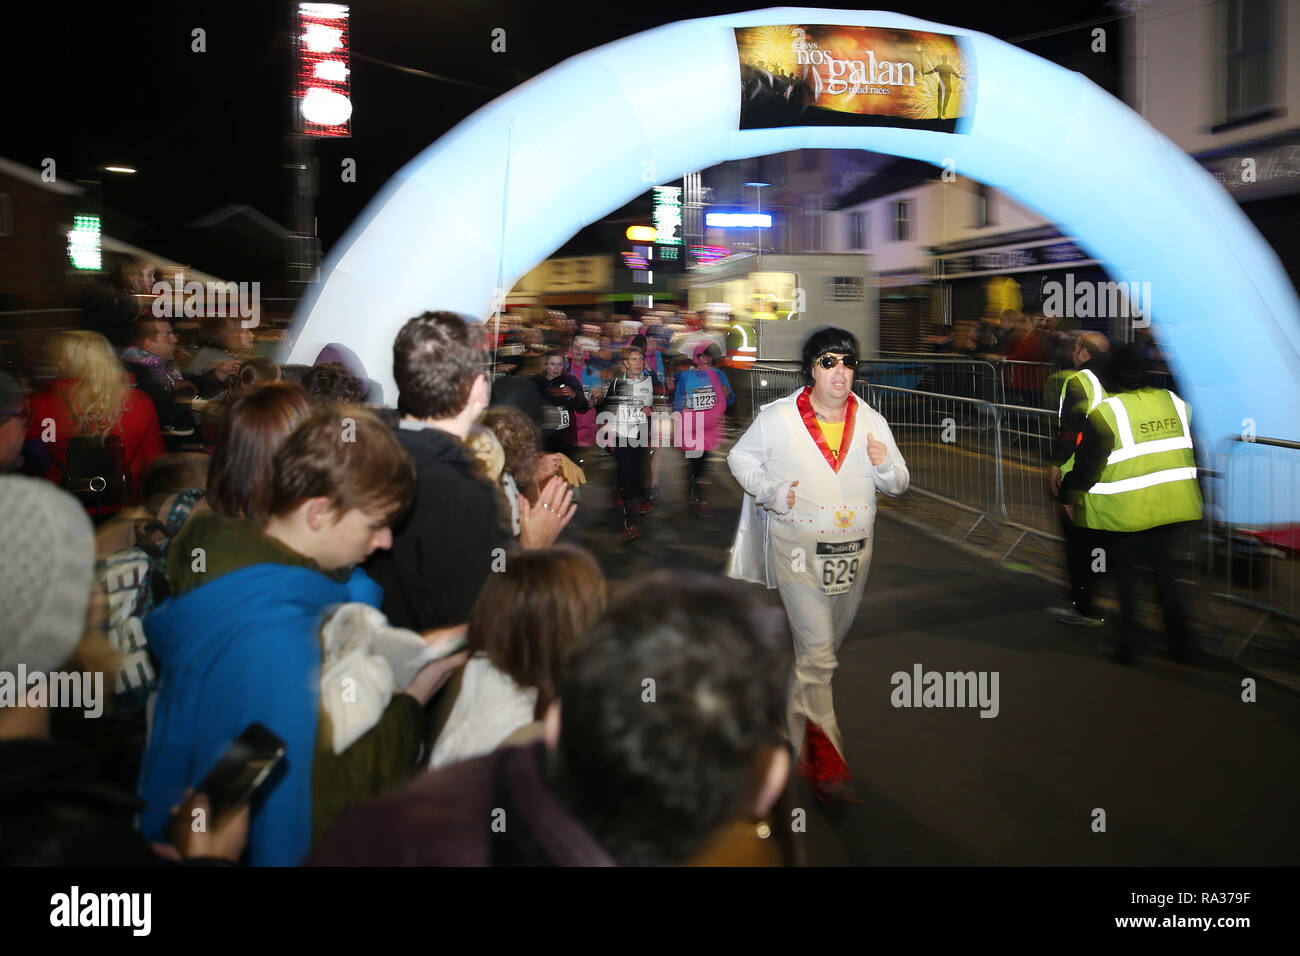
[171,723,286,835]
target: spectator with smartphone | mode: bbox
[137,404,416,865]
[0,476,247,865]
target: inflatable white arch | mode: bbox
[288,7,1300,523]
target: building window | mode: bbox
[0,194,12,237]
[849,211,867,249]
[550,259,569,288]
[973,184,995,229]
[1224,0,1276,121]
[892,200,913,242]
[828,275,866,302]
[801,196,822,252]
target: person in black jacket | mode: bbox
[366,312,575,632]
[1047,332,1111,627]
[533,350,589,455]
[488,342,545,428]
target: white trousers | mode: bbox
[770,533,874,759]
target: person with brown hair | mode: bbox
[303,362,365,405]
[185,317,254,398]
[367,311,575,632]
[205,382,312,523]
[138,403,425,865]
[481,405,543,534]
[428,546,606,770]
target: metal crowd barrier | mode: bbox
[748,364,1297,648]
[1204,436,1300,657]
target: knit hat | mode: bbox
[0,476,95,676]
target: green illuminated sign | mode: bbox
[653,186,682,246]
[68,215,102,271]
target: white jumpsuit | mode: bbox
[727,387,909,758]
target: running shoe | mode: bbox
[638,499,657,515]
[695,501,713,519]
[1050,607,1106,627]
[797,721,863,805]
[621,520,640,543]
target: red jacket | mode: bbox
[28,379,165,498]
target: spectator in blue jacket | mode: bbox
[137,404,416,865]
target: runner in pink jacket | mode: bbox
[672,341,734,518]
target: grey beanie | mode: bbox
[0,476,95,675]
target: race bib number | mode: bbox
[816,539,865,595]
[555,407,570,430]
[690,386,717,411]
[615,398,641,426]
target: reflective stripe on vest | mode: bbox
[1058,368,1104,417]
[1102,393,1193,464]
[1088,466,1198,495]
[1077,388,1202,531]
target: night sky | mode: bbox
[1,1,1122,254]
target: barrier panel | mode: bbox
[1205,436,1300,656]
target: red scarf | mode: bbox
[796,386,857,473]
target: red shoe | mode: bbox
[694,501,713,519]
[621,520,640,542]
[638,499,657,515]
[796,721,862,804]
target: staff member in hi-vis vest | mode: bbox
[727,328,909,802]
[1047,332,1110,627]
[1058,345,1202,664]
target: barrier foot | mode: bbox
[1001,529,1029,561]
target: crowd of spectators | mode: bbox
[920,310,1171,408]
[0,287,794,867]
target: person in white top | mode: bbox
[429,545,607,770]
[727,327,909,802]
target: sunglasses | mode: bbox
[816,353,858,370]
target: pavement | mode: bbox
[565,439,1300,866]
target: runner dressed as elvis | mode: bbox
[727,328,909,802]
